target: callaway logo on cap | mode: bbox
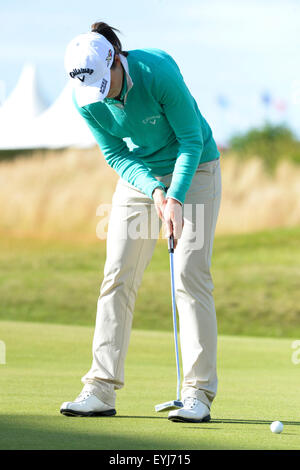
[69,68,94,82]
[64,32,115,105]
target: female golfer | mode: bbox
[61,22,222,423]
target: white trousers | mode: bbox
[82,158,222,409]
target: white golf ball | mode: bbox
[270,421,283,434]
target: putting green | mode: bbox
[0,321,299,450]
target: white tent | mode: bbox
[22,81,96,149]
[0,66,95,150]
[0,63,48,126]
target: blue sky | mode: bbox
[1,0,299,144]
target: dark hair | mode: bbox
[91,22,128,62]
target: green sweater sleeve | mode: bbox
[74,98,166,199]
[154,61,204,204]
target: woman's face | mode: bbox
[107,55,124,99]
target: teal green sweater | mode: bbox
[73,49,220,204]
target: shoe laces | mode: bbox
[75,391,92,402]
[183,397,198,409]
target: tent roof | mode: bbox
[0,72,95,150]
[0,63,48,125]
[25,81,95,149]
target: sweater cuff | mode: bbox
[166,195,183,206]
[144,180,167,199]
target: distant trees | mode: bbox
[228,123,300,171]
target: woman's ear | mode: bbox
[114,54,121,65]
[111,54,121,70]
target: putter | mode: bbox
[155,234,183,412]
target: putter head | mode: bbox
[155,400,183,412]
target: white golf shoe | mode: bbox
[60,390,116,417]
[168,397,211,423]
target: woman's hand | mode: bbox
[152,188,184,249]
[162,198,184,249]
[152,187,167,221]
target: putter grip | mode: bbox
[168,235,174,253]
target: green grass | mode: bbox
[0,227,300,337]
[0,321,299,450]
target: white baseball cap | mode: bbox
[64,32,115,105]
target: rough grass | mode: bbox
[1,148,300,238]
[0,321,299,450]
[0,227,299,338]
[218,156,300,233]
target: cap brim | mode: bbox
[74,69,111,107]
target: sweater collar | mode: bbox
[119,54,133,105]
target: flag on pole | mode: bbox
[261,91,272,106]
[217,94,229,108]
[274,99,287,112]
